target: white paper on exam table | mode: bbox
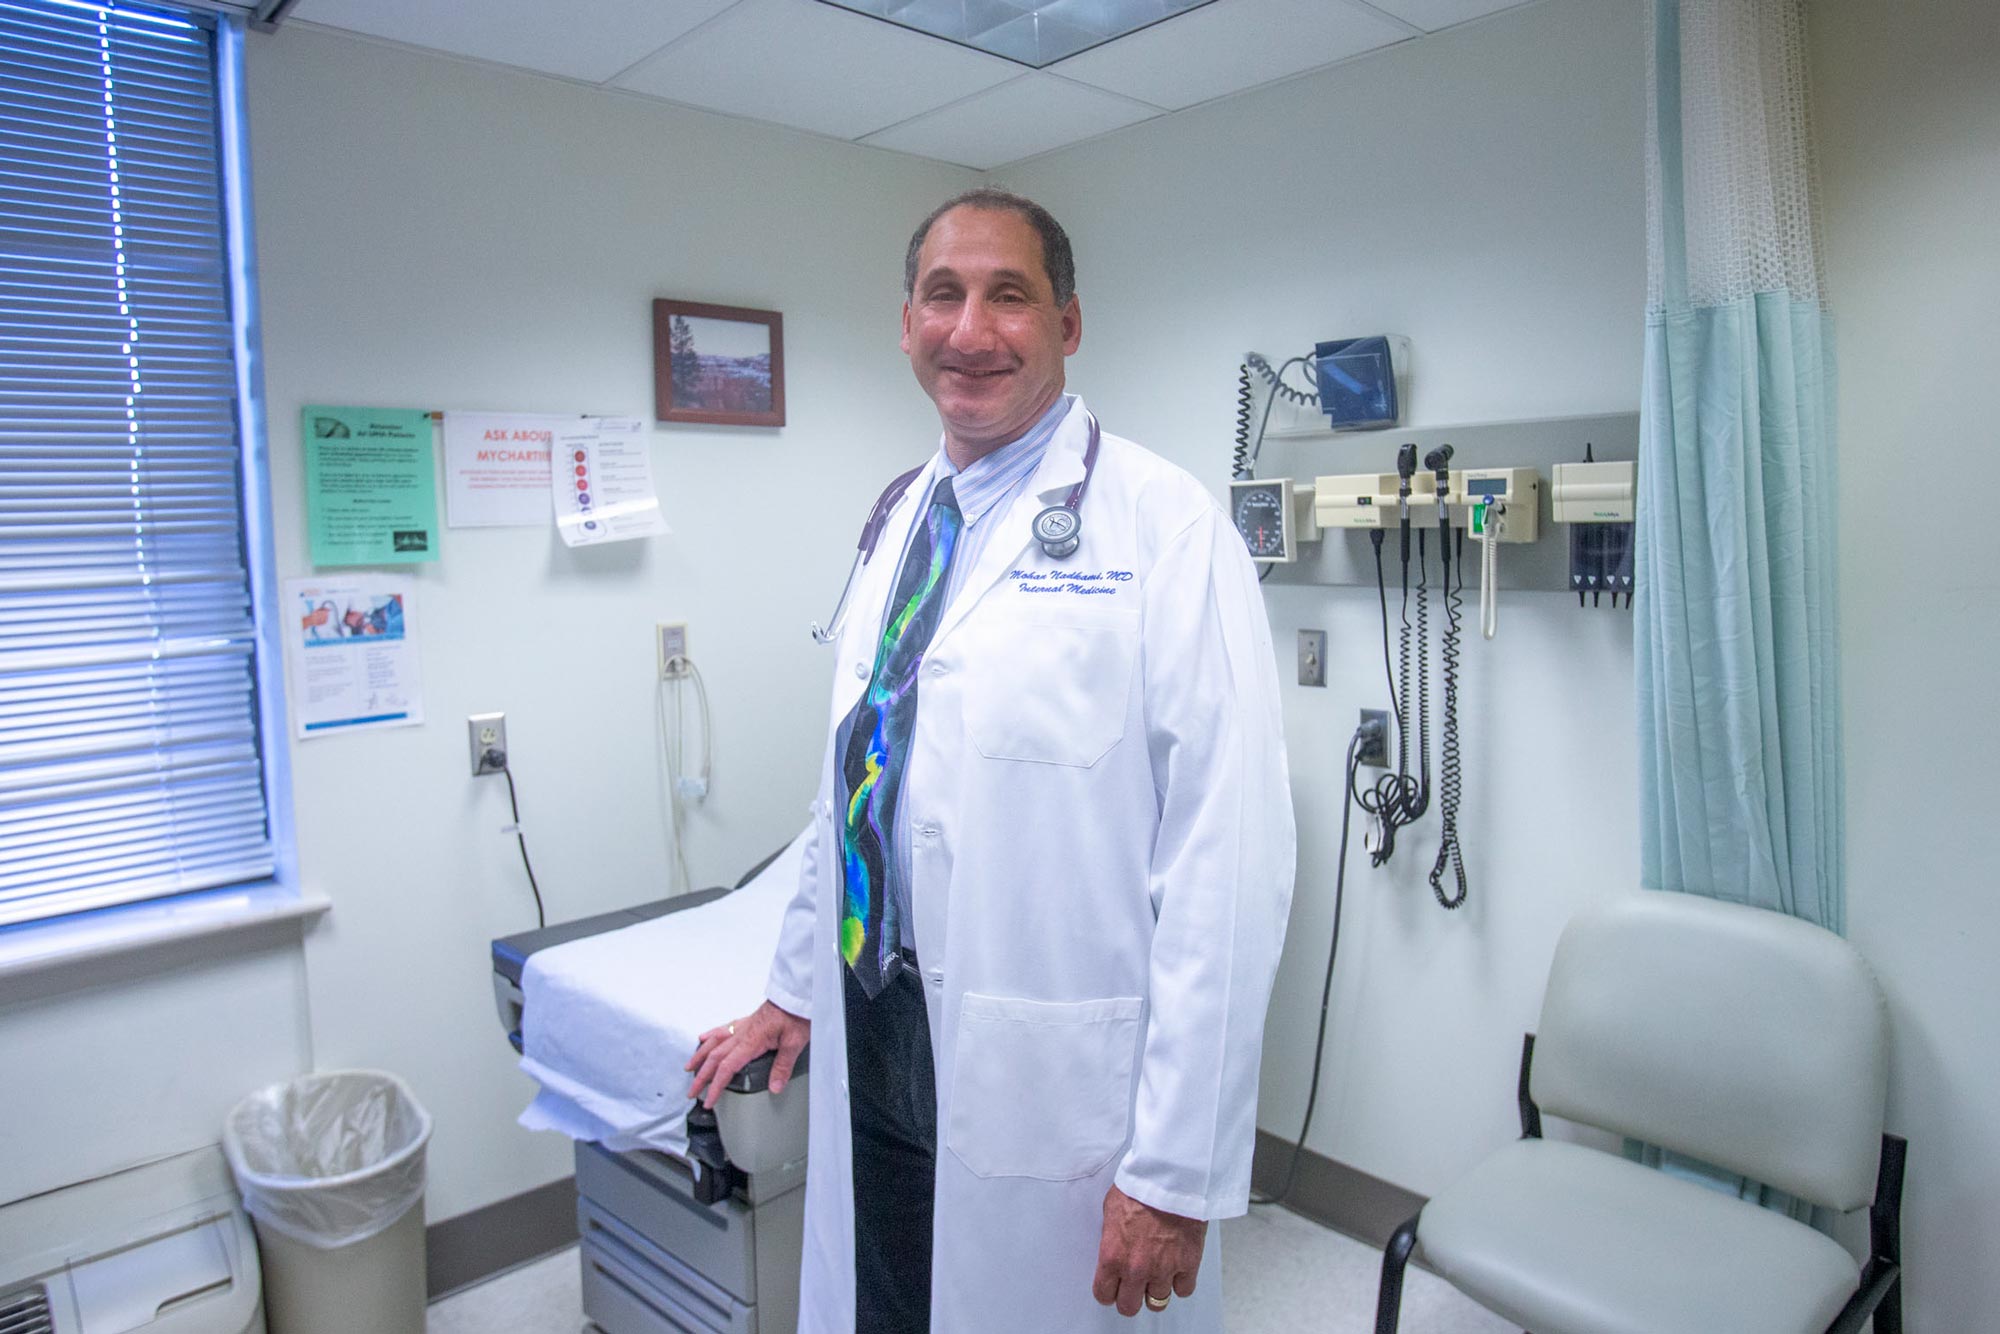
[517,829,807,1158]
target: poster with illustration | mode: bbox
[284,576,425,738]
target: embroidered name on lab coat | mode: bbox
[1011,568,1134,596]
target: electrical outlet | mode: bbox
[1358,709,1391,768]
[468,712,507,776]
[1297,629,1327,687]
[657,623,689,680]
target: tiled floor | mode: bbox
[427,1204,1514,1332]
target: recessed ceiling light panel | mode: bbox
[819,0,1220,69]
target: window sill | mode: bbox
[0,882,330,984]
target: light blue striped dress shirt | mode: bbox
[886,393,1074,948]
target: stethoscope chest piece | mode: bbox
[815,411,1102,640]
[1033,505,1082,559]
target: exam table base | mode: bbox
[575,1141,802,1334]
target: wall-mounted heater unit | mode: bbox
[0,1149,264,1334]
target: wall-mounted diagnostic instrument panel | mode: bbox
[1229,412,1639,598]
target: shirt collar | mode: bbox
[936,394,1074,526]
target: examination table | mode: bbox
[492,844,809,1334]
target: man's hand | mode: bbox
[1091,1185,1206,1317]
[684,1000,810,1109]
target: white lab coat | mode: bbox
[766,398,1295,1333]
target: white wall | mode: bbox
[1812,1,2000,1327]
[0,937,311,1205]
[239,25,972,1220]
[1002,0,1646,1195]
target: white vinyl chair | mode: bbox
[1374,891,1905,1334]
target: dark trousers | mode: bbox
[844,961,937,1334]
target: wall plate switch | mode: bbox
[1358,708,1391,768]
[1297,630,1327,687]
[657,623,689,680]
[468,712,507,776]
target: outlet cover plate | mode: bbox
[657,623,689,680]
[1358,708,1391,767]
[469,712,506,775]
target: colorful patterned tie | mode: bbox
[838,477,962,999]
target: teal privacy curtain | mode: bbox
[1637,0,1842,934]
[1634,0,1843,1225]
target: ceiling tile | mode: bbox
[1355,0,1532,33]
[1049,0,1411,110]
[288,0,737,84]
[860,74,1162,169]
[611,0,1021,141]
[823,0,1218,67]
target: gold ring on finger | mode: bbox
[727,1022,736,1036]
[1145,1294,1170,1312]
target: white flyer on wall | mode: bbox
[443,411,572,528]
[284,575,426,739]
[551,416,669,547]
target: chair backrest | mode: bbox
[1531,891,1889,1213]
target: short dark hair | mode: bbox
[903,188,1076,307]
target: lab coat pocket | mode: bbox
[947,993,1143,1181]
[962,606,1138,767]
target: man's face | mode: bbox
[902,206,1082,459]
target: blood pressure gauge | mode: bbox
[1230,478,1295,563]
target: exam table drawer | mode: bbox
[577,1141,756,1301]
[581,1199,756,1333]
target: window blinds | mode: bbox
[0,0,274,926]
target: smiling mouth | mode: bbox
[944,366,1012,380]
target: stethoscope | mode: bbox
[811,412,1101,644]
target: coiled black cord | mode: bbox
[1224,362,1256,482]
[1413,529,1432,814]
[1251,351,1322,408]
[1233,361,1255,480]
[1370,533,1402,738]
[1429,529,1468,910]
[1358,526,1430,866]
[1232,353,1319,481]
[1251,729,1366,1208]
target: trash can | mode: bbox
[222,1070,434,1334]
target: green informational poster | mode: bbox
[302,405,440,566]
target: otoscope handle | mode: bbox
[1396,443,1419,562]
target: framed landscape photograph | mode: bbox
[653,299,785,427]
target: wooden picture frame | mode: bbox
[653,299,786,427]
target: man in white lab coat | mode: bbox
[688,189,1295,1332]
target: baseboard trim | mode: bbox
[425,1175,577,1301]
[1250,1131,1426,1249]
[425,1143,1416,1301]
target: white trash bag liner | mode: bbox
[223,1069,433,1250]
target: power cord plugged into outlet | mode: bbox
[466,711,544,929]
[1252,715,1371,1209]
[1356,710,1390,768]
